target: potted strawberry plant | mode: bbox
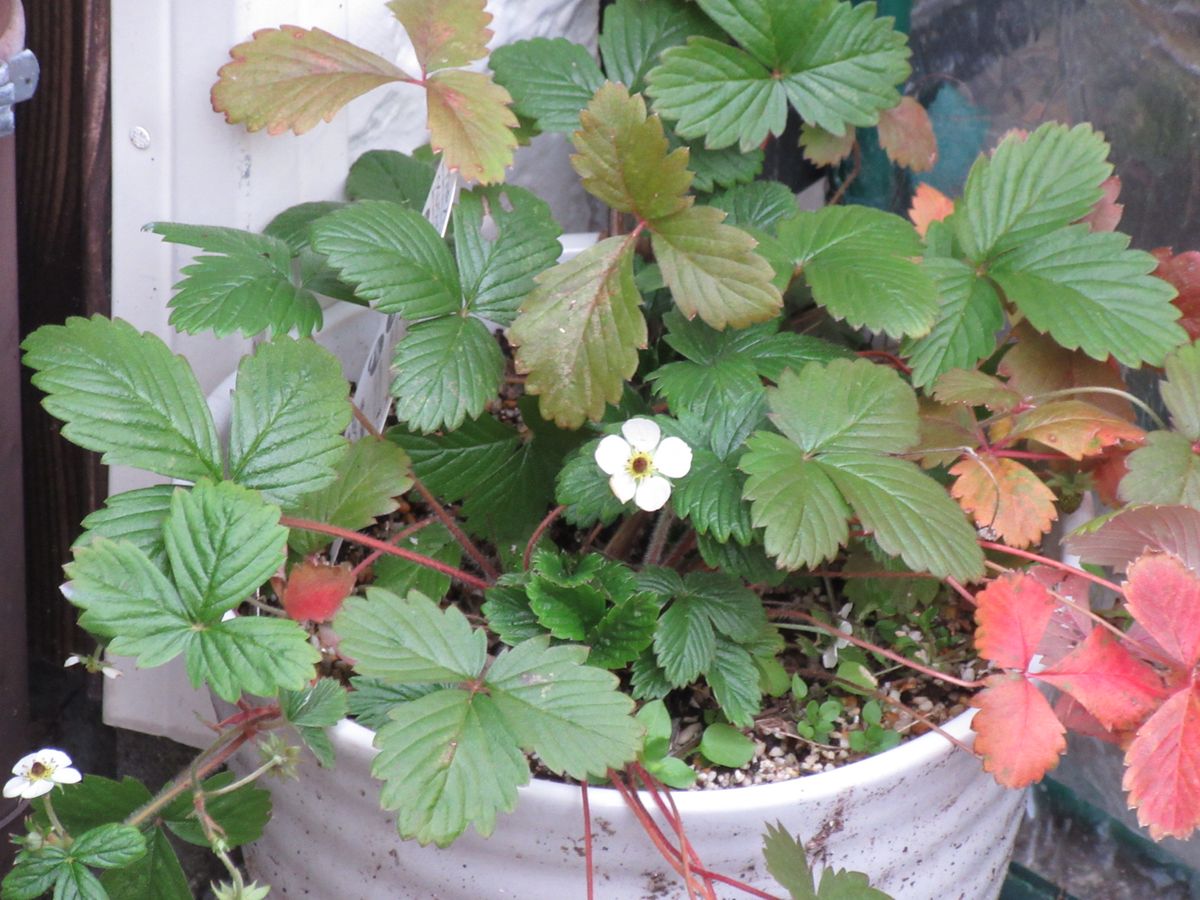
[5,1,1199,898]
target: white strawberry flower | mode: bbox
[3,749,82,799]
[595,418,693,512]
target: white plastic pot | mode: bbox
[224,710,1023,899]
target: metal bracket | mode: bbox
[0,49,39,137]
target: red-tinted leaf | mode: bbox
[950,454,1058,549]
[1152,248,1200,342]
[974,573,1056,670]
[799,123,855,167]
[387,0,491,75]
[972,674,1066,788]
[1123,685,1200,839]
[908,183,953,238]
[999,321,1134,420]
[877,97,937,172]
[1038,629,1164,731]
[1004,399,1144,460]
[1028,566,1092,666]
[283,560,356,622]
[1054,694,1122,745]
[1079,176,1123,233]
[1067,504,1200,574]
[1082,447,1132,509]
[1122,553,1200,669]
[424,69,518,184]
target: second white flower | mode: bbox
[594,418,693,512]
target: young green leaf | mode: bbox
[386,0,491,74]
[778,206,938,339]
[164,479,287,619]
[490,38,605,133]
[510,235,646,428]
[311,200,461,318]
[424,68,518,184]
[654,572,767,685]
[390,315,504,432]
[281,678,349,766]
[212,26,413,135]
[700,722,755,767]
[285,437,412,556]
[74,486,176,569]
[454,186,564,325]
[346,148,436,206]
[227,337,351,507]
[148,223,323,338]
[587,592,660,669]
[762,821,893,900]
[990,225,1183,367]
[482,578,546,647]
[22,316,223,483]
[599,0,724,95]
[650,357,765,459]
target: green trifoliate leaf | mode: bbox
[570,83,693,222]
[989,224,1183,367]
[424,68,519,185]
[709,181,798,232]
[100,829,191,900]
[211,26,412,135]
[374,689,527,846]
[671,448,755,544]
[186,616,321,702]
[161,772,272,849]
[820,452,983,580]
[389,414,518,502]
[148,222,322,338]
[766,359,918,454]
[653,572,767,685]
[164,479,287,619]
[1161,342,1200,440]
[527,576,606,641]
[36,776,151,835]
[652,205,783,329]
[556,438,629,528]
[482,578,545,647]
[390,315,504,432]
[74,486,176,568]
[373,524,462,603]
[70,823,148,869]
[631,647,674,700]
[510,235,646,428]
[3,849,65,900]
[346,148,436,206]
[347,677,436,731]
[778,206,938,339]
[902,256,1005,388]
[952,122,1112,262]
[5,826,144,900]
[762,821,892,900]
[263,201,345,253]
[742,434,851,570]
[311,200,461,318]
[286,437,412,556]
[490,38,605,133]
[227,337,350,507]
[707,639,763,727]
[386,0,490,73]
[685,140,765,193]
[650,356,765,459]
[487,636,640,778]
[22,316,222,483]
[599,0,724,94]
[453,185,563,325]
[587,592,660,669]
[280,678,348,767]
[336,588,487,683]
[646,0,909,150]
[1120,432,1200,509]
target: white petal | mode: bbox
[22,779,55,799]
[37,750,72,770]
[621,418,661,452]
[653,437,693,478]
[609,471,637,503]
[52,767,81,786]
[3,776,27,798]
[594,435,632,475]
[11,752,37,776]
[634,475,672,511]
[101,666,122,680]
[63,655,81,668]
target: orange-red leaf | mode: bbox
[212,26,412,136]
[878,97,937,172]
[283,560,356,622]
[972,674,1066,788]
[1152,247,1200,342]
[974,572,1056,669]
[1079,176,1123,233]
[1054,694,1122,745]
[1004,399,1144,460]
[387,0,491,74]
[950,455,1057,549]
[1123,553,1200,669]
[1038,629,1164,731]
[1123,685,1200,839]
[425,68,517,184]
[908,183,953,238]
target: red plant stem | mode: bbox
[525,505,565,571]
[580,522,605,553]
[977,540,1124,594]
[350,517,437,579]
[662,530,697,569]
[631,765,716,899]
[410,475,500,582]
[607,772,694,885]
[944,575,978,606]
[828,139,862,207]
[279,516,492,592]
[770,609,983,689]
[581,782,595,900]
[856,349,912,375]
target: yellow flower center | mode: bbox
[627,451,653,479]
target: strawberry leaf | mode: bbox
[1122,553,1200,670]
[972,674,1066,788]
[877,96,936,172]
[1123,685,1200,840]
[1160,341,1200,441]
[509,236,645,428]
[386,0,490,74]
[950,455,1057,549]
[74,486,176,569]
[424,69,518,184]
[799,123,855,167]
[490,38,604,133]
[908,182,954,238]
[1153,247,1200,342]
[932,369,1021,413]
[1005,400,1144,460]
[1037,629,1163,731]
[973,573,1055,670]
[1120,433,1200,510]
[599,0,724,95]
[212,26,412,135]
[1064,505,1200,574]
